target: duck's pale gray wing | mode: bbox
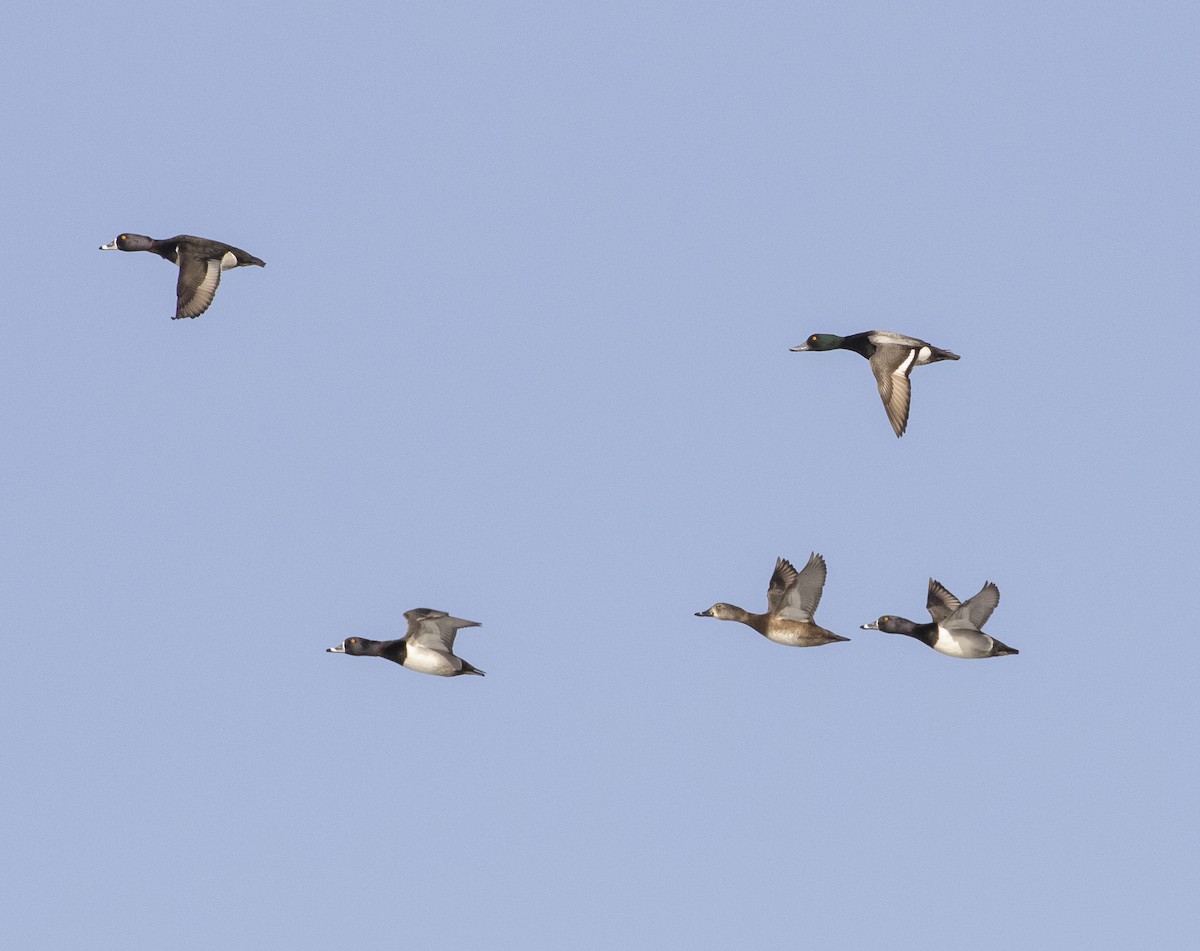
[407,615,459,652]
[773,552,827,621]
[926,579,961,623]
[869,345,916,437]
[943,582,1000,633]
[405,611,481,652]
[767,557,799,615]
[961,581,1000,630]
[175,255,221,319]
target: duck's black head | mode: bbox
[790,333,844,353]
[327,636,407,665]
[326,636,383,656]
[99,233,154,252]
[860,615,916,635]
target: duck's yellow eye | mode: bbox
[120,234,127,241]
[349,637,358,644]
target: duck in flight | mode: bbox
[100,233,265,319]
[327,608,485,677]
[695,553,849,648]
[791,331,958,437]
[861,578,1018,658]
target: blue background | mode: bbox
[2,2,1196,948]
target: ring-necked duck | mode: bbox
[100,233,265,319]
[861,578,1018,658]
[327,608,485,677]
[696,554,850,647]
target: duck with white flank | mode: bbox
[791,331,958,437]
[861,578,1018,658]
[327,608,485,677]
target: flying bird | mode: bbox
[791,330,959,437]
[861,578,1018,658]
[695,553,849,648]
[100,233,265,319]
[327,608,485,677]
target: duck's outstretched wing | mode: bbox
[868,345,917,437]
[926,579,961,623]
[961,581,1000,630]
[404,608,481,652]
[942,582,1000,633]
[175,255,222,319]
[767,557,798,615]
[770,552,826,622]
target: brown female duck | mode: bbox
[695,553,849,647]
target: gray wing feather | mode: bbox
[943,582,1000,632]
[926,579,961,623]
[766,557,798,615]
[773,552,826,622]
[869,346,916,437]
[962,581,1000,630]
[404,608,481,652]
[175,256,222,319]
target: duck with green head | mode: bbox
[791,330,959,437]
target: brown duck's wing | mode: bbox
[926,579,961,623]
[766,557,799,615]
[772,552,827,622]
[174,255,222,319]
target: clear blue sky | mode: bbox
[3,2,1197,948]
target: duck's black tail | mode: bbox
[459,660,486,676]
[930,346,960,362]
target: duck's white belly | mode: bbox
[404,644,460,676]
